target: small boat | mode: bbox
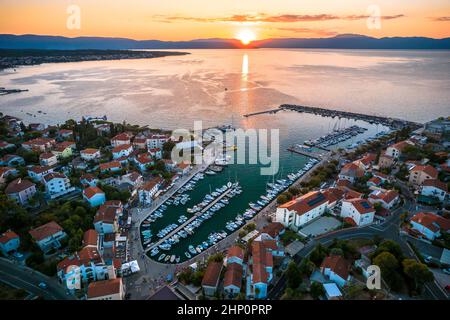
[185,252,192,259]
[164,255,171,262]
[158,254,166,261]
[170,255,176,263]
[176,257,180,263]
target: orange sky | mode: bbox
[1,0,449,40]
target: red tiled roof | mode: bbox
[28,165,53,175]
[141,177,162,191]
[5,178,35,194]
[411,165,438,179]
[390,140,412,152]
[227,246,244,260]
[340,162,365,178]
[343,189,364,200]
[422,179,447,192]
[53,141,75,152]
[81,148,99,155]
[411,212,450,233]
[88,278,122,299]
[321,255,350,280]
[83,186,104,199]
[29,221,63,241]
[260,222,284,238]
[83,229,98,247]
[39,152,56,160]
[112,144,133,153]
[0,166,15,177]
[99,161,121,171]
[111,133,131,142]
[344,198,375,214]
[42,172,66,183]
[279,191,327,216]
[252,240,273,283]
[201,261,222,287]
[323,188,345,204]
[368,177,382,185]
[0,230,19,244]
[223,263,243,288]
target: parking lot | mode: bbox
[298,216,342,237]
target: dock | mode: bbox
[145,186,235,252]
[243,108,282,118]
[287,146,329,160]
[280,104,421,129]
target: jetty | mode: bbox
[0,88,28,96]
[144,186,234,252]
[243,108,282,118]
[281,104,421,129]
[287,145,329,160]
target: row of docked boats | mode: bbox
[305,125,368,148]
[156,253,180,264]
[155,182,241,262]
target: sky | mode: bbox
[1,0,449,41]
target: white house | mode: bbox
[410,212,450,240]
[29,221,67,253]
[275,191,328,230]
[338,162,365,183]
[138,178,162,206]
[93,201,122,235]
[87,278,124,300]
[43,172,75,199]
[28,165,54,182]
[147,134,169,149]
[112,144,133,159]
[148,148,162,160]
[385,140,414,159]
[80,148,101,161]
[421,179,448,202]
[134,153,154,172]
[340,198,375,226]
[5,178,36,205]
[320,255,351,287]
[39,152,58,166]
[83,186,106,207]
[368,189,400,209]
[111,133,132,147]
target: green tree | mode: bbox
[277,194,289,205]
[309,244,329,267]
[402,259,434,294]
[286,261,302,289]
[310,282,325,299]
[299,258,315,277]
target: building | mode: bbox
[367,176,382,188]
[87,278,124,300]
[247,241,273,299]
[29,123,46,131]
[368,189,400,209]
[118,171,143,190]
[80,148,101,161]
[148,147,162,160]
[138,177,162,206]
[176,162,191,175]
[111,133,132,147]
[201,261,223,297]
[134,153,154,172]
[409,165,439,186]
[28,165,54,182]
[80,174,98,187]
[410,212,450,240]
[147,134,169,149]
[259,222,285,241]
[275,191,328,230]
[0,230,20,255]
[224,263,243,298]
[424,117,450,138]
[94,202,122,235]
[354,153,377,171]
[99,161,122,173]
[385,140,414,159]
[340,198,375,226]
[0,154,25,167]
[338,162,365,183]
[52,141,75,158]
[29,221,67,253]
[57,129,73,139]
[21,137,55,152]
[83,229,99,249]
[39,152,58,166]
[112,144,133,159]
[320,255,351,287]
[226,246,245,266]
[132,136,148,150]
[5,178,36,205]
[43,172,75,199]
[83,186,106,207]
[323,282,343,300]
[421,179,448,202]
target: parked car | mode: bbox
[38,282,48,289]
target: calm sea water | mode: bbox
[1,49,448,262]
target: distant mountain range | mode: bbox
[1,34,450,50]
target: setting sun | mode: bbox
[236,29,256,45]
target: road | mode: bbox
[0,258,72,300]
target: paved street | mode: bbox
[0,258,71,300]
